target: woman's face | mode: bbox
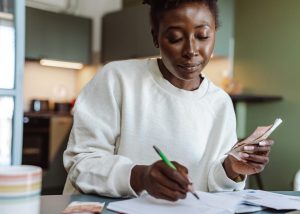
[155,2,216,90]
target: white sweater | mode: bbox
[63,58,245,197]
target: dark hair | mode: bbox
[143,0,219,32]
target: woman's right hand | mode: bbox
[130,160,190,201]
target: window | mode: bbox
[0,97,14,165]
[0,18,15,89]
[0,0,25,166]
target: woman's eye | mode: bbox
[168,37,183,44]
[197,35,209,40]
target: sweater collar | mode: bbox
[148,58,209,100]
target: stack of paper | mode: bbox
[216,189,300,212]
[107,189,300,214]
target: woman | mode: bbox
[63,0,274,201]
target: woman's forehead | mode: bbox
[158,2,215,30]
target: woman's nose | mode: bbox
[183,40,199,58]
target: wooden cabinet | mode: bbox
[25,7,92,64]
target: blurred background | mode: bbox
[0,0,299,194]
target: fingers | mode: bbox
[172,161,190,183]
[242,153,269,165]
[159,162,190,190]
[228,139,274,176]
[242,139,274,155]
[173,161,188,175]
[156,184,187,201]
[152,167,188,194]
[243,145,271,154]
[258,139,274,146]
[241,160,267,174]
[146,179,187,201]
[144,160,190,201]
[236,153,269,174]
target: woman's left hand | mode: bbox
[223,139,274,180]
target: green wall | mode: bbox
[234,0,300,190]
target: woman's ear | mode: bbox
[151,29,159,48]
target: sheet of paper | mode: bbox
[216,191,265,213]
[240,190,300,210]
[107,189,300,214]
[107,191,241,214]
[218,189,300,211]
[228,118,282,160]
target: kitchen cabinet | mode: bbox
[101,4,159,63]
[25,7,92,64]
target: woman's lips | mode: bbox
[177,63,201,72]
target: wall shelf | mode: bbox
[230,94,283,104]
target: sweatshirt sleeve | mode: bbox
[63,63,136,197]
[207,94,246,192]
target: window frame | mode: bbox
[0,0,25,165]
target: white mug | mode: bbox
[0,165,42,214]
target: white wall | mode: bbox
[24,62,77,111]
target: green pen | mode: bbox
[153,145,200,200]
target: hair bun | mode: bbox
[143,0,178,8]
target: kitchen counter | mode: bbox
[230,94,283,138]
[24,111,72,118]
[230,94,283,104]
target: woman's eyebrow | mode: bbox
[195,23,211,29]
[165,26,183,33]
[165,23,211,32]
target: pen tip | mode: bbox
[153,145,160,153]
[193,192,200,200]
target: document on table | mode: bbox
[217,189,300,211]
[107,189,300,214]
[107,191,241,214]
[239,189,300,210]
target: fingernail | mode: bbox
[240,152,249,158]
[259,141,267,146]
[244,146,254,151]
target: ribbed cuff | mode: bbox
[113,163,137,197]
[209,158,246,191]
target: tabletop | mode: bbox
[40,191,300,214]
